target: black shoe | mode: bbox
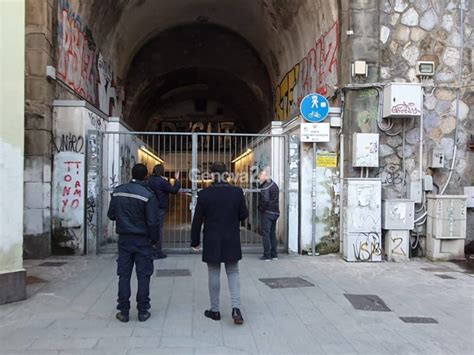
[259,256,271,261]
[204,310,221,321]
[116,312,129,323]
[138,311,151,322]
[232,308,244,325]
[154,253,167,260]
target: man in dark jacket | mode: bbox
[147,164,181,259]
[258,168,280,261]
[191,163,249,325]
[108,163,160,323]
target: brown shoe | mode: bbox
[232,308,244,325]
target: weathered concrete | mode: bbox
[0,0,26,304]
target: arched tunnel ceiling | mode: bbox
[85,0,339,85]
[124,24,273,131]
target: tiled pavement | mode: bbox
[0,254,473,354]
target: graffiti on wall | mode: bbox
[57,0,122,116]
[275,21,339,120]
[352,232,382,262]
[53,133,84,153]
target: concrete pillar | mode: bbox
[0,0,27,304]
[23,0,55,258]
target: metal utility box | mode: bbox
[382,199,415,230]
[464,187,474,208]
[383,83,422,118]
[385,230,410,262]
[342,179,382,262]
[428,148,445,168]
[409,181,423,203]
[426,195,467,260]
[352,133,379,167]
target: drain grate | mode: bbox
[38,262,67,267]
[435,274,456,279]
[344,294,391,312]
[26,276,46,284]
[155,269,191,277]
[400,316,438,324]
[421,267,453,272]
[259,277,314,289]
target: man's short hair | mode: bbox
[211,162,227,174]
[153,164,165,176]
[132,163,148,180]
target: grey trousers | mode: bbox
[207,262,241,312]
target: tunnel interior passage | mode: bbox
[123,24,273,133]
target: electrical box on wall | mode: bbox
[382,199,415,230]
[428,148,445,168]
[352,133,379,167]
[427,195,467,240]
[409,181,422,203]
[383,83,422,118]
[342,179,382,262]
[464,187,474,208]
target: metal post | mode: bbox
[311,142,317,256]
[191,133,198,218]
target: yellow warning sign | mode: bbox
[316,152,337,168]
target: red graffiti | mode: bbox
[391,102,421,115]
[57,2,98,104]
[60,160,83,214]
[276,21,340,120]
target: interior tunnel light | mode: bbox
[140,146,165,164]
[231,149,253,163]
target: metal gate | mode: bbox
[86,131,288,254]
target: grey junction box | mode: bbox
[382,199,415,230]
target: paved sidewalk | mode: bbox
[0,254,473,355]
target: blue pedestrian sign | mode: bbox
[300,93,330,122]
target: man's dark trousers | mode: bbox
[117,235,154,313]
[154,208,167,254]
[261,212,279,258]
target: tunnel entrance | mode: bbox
[87,24,281,253]
[88,130,287,254]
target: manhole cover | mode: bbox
[435,274,455,279]
[259,277,314,289]
[26,276,46,284]
[155,269,191,277]
[38,262,67,267]
[344,294,391,312]
[400,316,438,324]
[421,267,453,272]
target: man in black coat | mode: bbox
[108,163,160,323]
[147,164,181,259]
[191,163,249,325]
[258,168,280,261]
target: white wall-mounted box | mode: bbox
[382,199,415,230]
[352,133,379,167]
[427,195,467,240]
[383,83,422,118]
[343,179,382,234]
[409,181,423,203]
[428,148,445,168]
[463,187,474,208]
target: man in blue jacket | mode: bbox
[147,164,181,259]
[108,163,160,323]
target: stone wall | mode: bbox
[24,0,56,258]
[378,0,473,240]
